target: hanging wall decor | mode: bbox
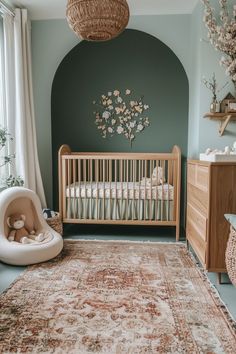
[93,89,150,146]
[66,0,130,42]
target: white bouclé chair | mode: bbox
[0,187,63,265]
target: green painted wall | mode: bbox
[31,15,191,207]
[51,29,189,220]
[52,29,188,153]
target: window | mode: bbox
[0,16,12,186]
[0,18,6,184]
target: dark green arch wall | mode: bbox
[52,29,189,225]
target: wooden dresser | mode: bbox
[186,160,236,275]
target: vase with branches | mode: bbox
[0,126,24,189]
[202,73,220,112]
[202,0,236,95]
[202,73,228,112]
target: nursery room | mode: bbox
[0,0,236,352]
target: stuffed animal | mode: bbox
[7,214,45,244]
[152,166,165,185]
[141,166,165,186]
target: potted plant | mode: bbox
[0,126,24,191]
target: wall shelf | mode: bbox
[204,113,236,136]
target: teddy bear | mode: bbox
[141,166,165,186]
[7,214,45,244]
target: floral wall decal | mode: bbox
[93,89,150,146]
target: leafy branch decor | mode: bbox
[93,89,150,147]
[202,72,229,112]
[202,72,218,99]
[202,0,236,94]
[0,126,24,189]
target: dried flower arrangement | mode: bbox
[202,0,236,94]
[93,89,150,147]
[202,72,229,111]
[202,73,218,101]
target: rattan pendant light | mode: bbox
[66,0,130,41]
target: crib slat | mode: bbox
[90,159,92,219]
[149,159,152,221]
[83,159,87,219]
[167,160,170,221]
[62,158,67,219]
[138,160,141,221]
[105,160,107,182]
[109,159,112,220]
[173,159,177,222]
[103,159,105,220]
[155,160,158,221]
[72,159,76,219]
[132,160,135,220]
[126,159,129,220]
[78,159,81,219]
[161,160,165,221]
[100,160,102,182]
[120,159,123,218]
[96,160,99,219]
[68,159,72,219]
[144,160,147,220]
[115,159,117,220]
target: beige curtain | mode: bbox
[2,9,46,207]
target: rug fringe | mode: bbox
[64,238,186,245]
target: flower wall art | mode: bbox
[93,89,150,146]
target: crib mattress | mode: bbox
[66,182,174,200]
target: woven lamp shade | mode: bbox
[66,0,130,41]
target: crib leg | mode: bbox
[186,239,189,250]
[176,224,180,242]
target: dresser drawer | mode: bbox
[196,165,209,192]
[187,203,207,241]
[187,220,206,266]
[187,163,209,192]
[187,184,208,216]
[187,163,196,186]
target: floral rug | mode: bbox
[0,240,236,354]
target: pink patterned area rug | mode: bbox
[0,240,236,354]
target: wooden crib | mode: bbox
[58,145,181,240]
